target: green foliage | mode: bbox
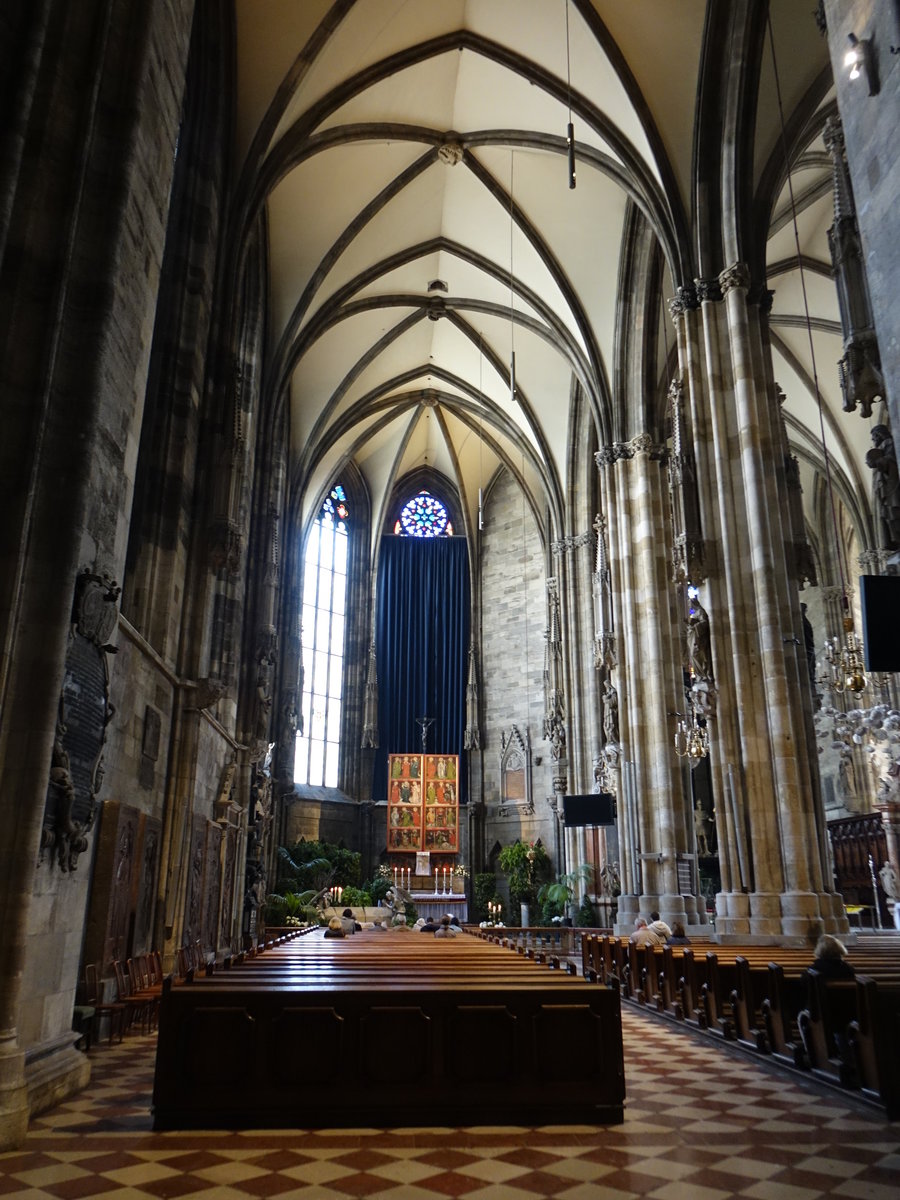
[575,895,596,927]
[537,863,595,922]
[275,839,362,894]
[473,872,498,922]
[340,885,371,908]
[365,874,392,904]
[498,841,551,905]
[262,889,316,927]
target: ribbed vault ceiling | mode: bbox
[233,0,873,564]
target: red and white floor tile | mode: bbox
[2,1011,898,1199]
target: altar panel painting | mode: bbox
[388,753,457,852]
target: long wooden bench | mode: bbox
[153,929,625,1129]
[580,932,900,1115]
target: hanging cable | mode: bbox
[565,0,576,188]
[509,150,516,402]
[766,13,849,608]
[767,13,865,691]
[478,336,484,530]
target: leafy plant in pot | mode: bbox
[498,840,551,924]
[537,862,594,925]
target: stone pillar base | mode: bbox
[748,890,783,936]
[25,1035,90,1124]
[0,1042,29,1152]
[715,890,750,935]
[613,893,638,935]
[658,893,688,927]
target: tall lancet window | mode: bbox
[296,486,348,787]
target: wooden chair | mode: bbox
[128,957,161,1029]
[113,959,154,1034]
[83,963,126,1044]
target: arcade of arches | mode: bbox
[1,0,899,1148]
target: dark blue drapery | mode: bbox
[373,537,469,803]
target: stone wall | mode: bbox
[479,467,557,858]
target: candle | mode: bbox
[393,867,398,886]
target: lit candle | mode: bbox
[393,867,398,886]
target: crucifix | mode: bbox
[415,715,434,753]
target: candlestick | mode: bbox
[393,867,398,887]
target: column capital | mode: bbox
[718,261,751,294]
[694,276,722,303]
[667,281,700,322]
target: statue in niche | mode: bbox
[800,604,817,686]
[685,600,712,682]
[879,861,900,902]
[693,800,713,857]
[866,424,900,549]
[602,678,619,747]
[255,650,274,739]
[837,752,856,806]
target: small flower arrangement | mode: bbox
[453,864,470,878]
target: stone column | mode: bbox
[672,267,845,938]
[596,438,690,930]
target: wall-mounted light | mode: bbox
[844,32,879,95]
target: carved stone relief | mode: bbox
[498,726,534,817]
[40,570,119,871]
[202,823,222,956]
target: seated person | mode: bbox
[420,917,439,933]
[629,917,662,947]
[341,907,361,933]
[433,915,456,938]
[368,917,387,931]
[448,915,461,928]
[811,934,854,979]
[323,916,345,939]
[666,921,690,945]
[390,914,412,931]
[647,910,672,940]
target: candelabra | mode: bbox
[674,709,709,766]
[824,616,867,695]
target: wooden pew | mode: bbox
[848,975,900,1117]
[153,930,625,1130]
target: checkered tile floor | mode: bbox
[3,1010,898,1199]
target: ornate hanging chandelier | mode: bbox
[823,611,867,695]
[674,708,709,766]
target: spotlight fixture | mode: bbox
[844,32,878,95]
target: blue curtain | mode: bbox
[373,537,470,803]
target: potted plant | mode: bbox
[498,841,551,926]
[537,863,594,925]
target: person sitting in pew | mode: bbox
[812,934,854,980]
[324,917,346,939]
[648,911,672,940]
[434,915,456,938]
[666,921,690,945]
[341,908,362,933]
[420,917,439,933]
[629,917,662,947]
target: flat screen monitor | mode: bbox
[859,575,900,672]
[563,793,616,828]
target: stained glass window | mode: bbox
[394,490,453,537]
[296,486,348,787]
